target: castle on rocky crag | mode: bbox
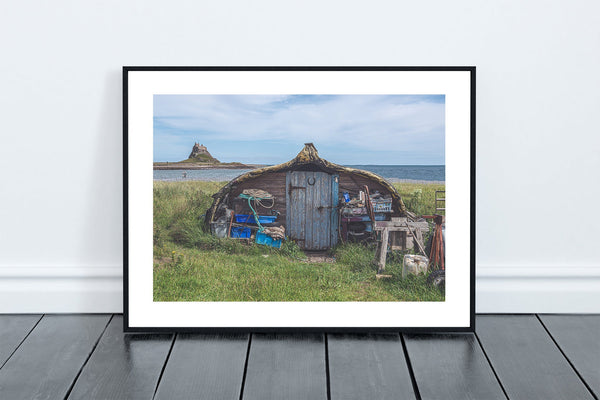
[188,142,219,162]
[189,143,209,158]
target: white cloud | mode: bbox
[154,95,445,164]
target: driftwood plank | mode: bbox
[67,315,173,400]
[0,314,110,400]
[154,333,248,400]
[377,227,390,273]
[476,315,594,400]
[404,333,505,400]
[0,314,41,368]
[328,333,416,400]
[242,333,327,400]
[538,314,600,398]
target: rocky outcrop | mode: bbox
[187,143,219,163]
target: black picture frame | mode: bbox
[123,66,475,333]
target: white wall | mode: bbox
[0,0,598,313]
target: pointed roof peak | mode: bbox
[295,143,320,163]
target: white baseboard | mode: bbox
[0,266,123,313]
[476,266,600,313]
[1,266,599,313]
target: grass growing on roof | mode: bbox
[153,180,445,302]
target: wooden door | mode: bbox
[286,171,338,250]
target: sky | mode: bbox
[153,94,445,165]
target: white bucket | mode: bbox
[211,222,228,238]
[402,254,429,278]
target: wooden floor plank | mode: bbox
[0,314,41,368]
[538,314,600,398]
[66,315,173,400]
[328,333,416,400]
[154,333,248,400]
[476,315,594,400]
[0,314,110,400]
[242,333,327,400]
[404,333,506,400]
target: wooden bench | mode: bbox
[374,218,428,276]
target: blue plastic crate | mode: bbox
[359,214,387,222]
[231,226,251,239]
[255,232,282,248]
[235,214,277,224]
[372,198,393,213]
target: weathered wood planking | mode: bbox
[66,315,173,400]
[376,227,389,273]
[233,173,287,221]
[309,171,333,250]
[539,315,600,398]
[0,314,110,400]
[404,333,506,400]
[374,220,429,230]
[0,314,41,368]
[286,171,306,246]
[230,170,402,227]
[328,333,416,400]
[242,333,327,400]
[284,171,339,249]
[476,315,594,400]
[154,333,249,400]
[339,173,402,217]
[208,143,408,227]
[339,174,389,197]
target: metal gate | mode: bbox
[286,171,338,250]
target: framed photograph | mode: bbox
[124,67,475,332]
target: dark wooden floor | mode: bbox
[0,315,597,400]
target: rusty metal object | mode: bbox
[423,214,445,270]
[362,185,376,225]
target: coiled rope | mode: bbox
[238,189,274,232]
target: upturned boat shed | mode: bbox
[206,143,410,250]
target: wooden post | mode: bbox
[377,227,389,275]
[415,228,424,252]
[404,222,426,256]
[227,211,235,238]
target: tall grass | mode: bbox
[393,182,445,216]
[153,180,445,302]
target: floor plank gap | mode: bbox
[535,315,599,400]
[400,334,422,400]
[0,314,43,371]
[473,331,510,400]
[63,314,114,400]
[152,333,177,400]
[238,333,253,400]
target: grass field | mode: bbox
[153,180,445,302]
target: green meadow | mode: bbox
[153,180,445,302]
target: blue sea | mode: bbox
[348,165,444,183]
[154,165,444,183]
